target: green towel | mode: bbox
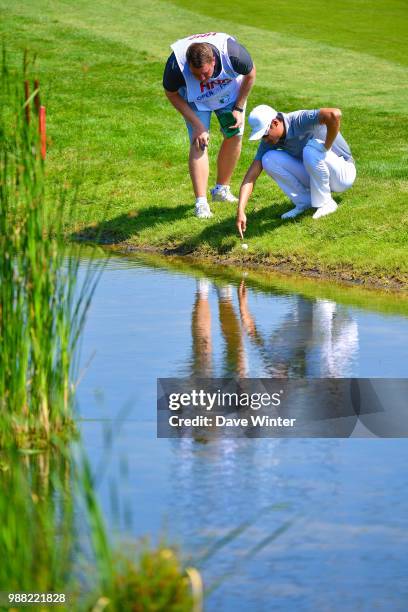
[218,111,240,139]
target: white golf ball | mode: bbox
[241,243,248,250]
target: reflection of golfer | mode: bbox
[163,33,256,218]
[238,280,358,377]
[310,299,359,377]
[236,105,356,235]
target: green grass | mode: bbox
[0,0,407,286]
[170,0,408,66]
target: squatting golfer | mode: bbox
[163,32,256,218]
[236,105,356,235]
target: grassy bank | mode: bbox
[0,0,407,286]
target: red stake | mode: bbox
[39,106,46,160]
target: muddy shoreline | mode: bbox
[104,243,408,294]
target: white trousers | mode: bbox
[261,140,356,208]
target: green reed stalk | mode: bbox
[0,52,100,448]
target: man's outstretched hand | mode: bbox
[236,210,247,239]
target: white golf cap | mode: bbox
[248,105,278,140]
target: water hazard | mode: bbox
[77,253,408,611]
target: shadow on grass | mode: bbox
[177,194,346,254]
[72,199,316,252]
[176,201,291,254]
[72,204,192,244]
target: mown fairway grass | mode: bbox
[0,0,407,286]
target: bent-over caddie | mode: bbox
[163,32,256,218]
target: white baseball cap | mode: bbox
[248,105,278,140]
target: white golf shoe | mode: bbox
[312,200,338,219]
[281,205,311,220]
[195,201,213,219]
[210,185,238,203]
[217,284,233,301]
[197,278,211,297]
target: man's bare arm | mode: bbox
[318,107,342,150]
[236,160,263,237]
[238,281,264,345]
[164,89,209,148]
[231,65,256,128]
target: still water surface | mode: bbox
[77,254,408,611]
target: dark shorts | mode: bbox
[178,87,245,143]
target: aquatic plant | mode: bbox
[0,449,75,599]
[0,446,202,611]
[0,51,100,448]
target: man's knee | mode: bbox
[223,133,242,146]
[189,142,208,160]
[261,150,286,176]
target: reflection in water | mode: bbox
[0,450,75,597]
[310,299,358,377]
[169,437,334,595]
[191,278,358,378]
[192,280,247,377]
[191,280,213,376]
[76,255,408,611]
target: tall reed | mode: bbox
[0,51,100,448]
[0,50,202,611]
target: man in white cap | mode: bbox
[163,33,256,218]
[236,105,356,235]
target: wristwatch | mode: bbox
[233,105,244,112]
